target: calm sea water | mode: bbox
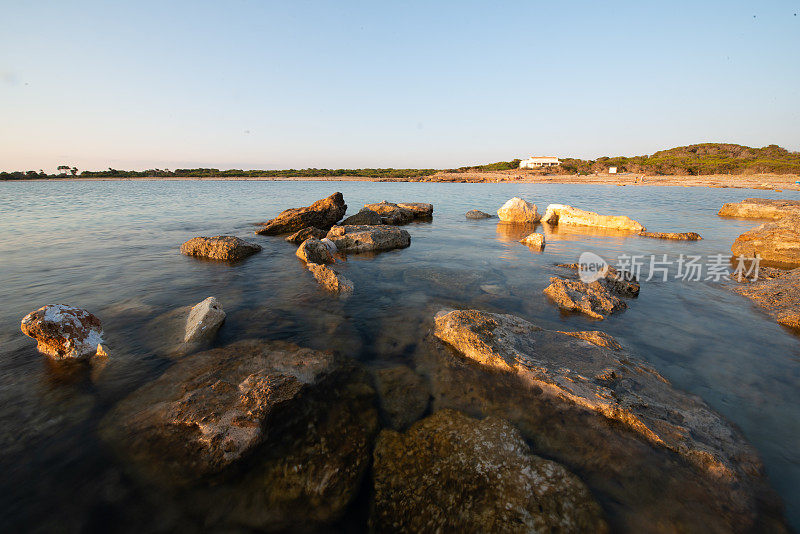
[1,179,799,531]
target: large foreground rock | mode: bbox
[371,409,608,533]
[326,224,410,253]
[731,267,800,330]
[497,197,540,223]
[543,204,645,232]
[718,198,800,219]
[101,339,378,530]
[180,235,262,261]
[731,214,800,267]
[20,304,104,359]
[256,192,347,235]
[362,201,433,225]
[424,309,787,532]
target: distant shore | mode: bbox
[7,172,800,191]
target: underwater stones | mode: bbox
[307,263,354,296]
[284,226,327,244]
[257,192,347,235]
[373,365,430,431]
[497,197,540,223]
[340,209,383,226]
[520,232,546,250]
[371,409,608,533]
[465,209,493,219]
[544,277,626,319]
[180,235,262,261]
[326,225,411,253]
[718,198,800,219]
[20,304,104,359]
[295,237,334,264]
[731,215,800,267]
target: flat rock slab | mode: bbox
[256,192,347,235]
[371,409,607,533]
[181,235,262,261]
[639,231,702,240]
[731,267,800,330]
[731,215,800,267]
[20,304,104,359]
[326,225,410,253]
[718,198,800,219]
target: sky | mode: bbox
[1,0,799,172]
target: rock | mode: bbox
[340,209,383,226]
[184,297,225,344]
[180,235,262,262]
[284,226,327,244]
[543,277,626,319]
[362,201,432,225]
[295,237,334,264]
[555,205,645,232]
[497,197,540,223]
[20,304,104,359]
[373,365,429,430]
[307,263,353,295]
[256,192,347,235]
[520,232,545,250]
[639,231,703,240]
[731,215,800,267]
[371,409,608,533]
[326,225,411,253]
[731,267,800,330]
[396,202,433,218]
[465,209,493,219]
[422,310,786,532]
[557,262,641,297]
[101,339,378,530]
[542,203,570,224]
[718,198,800,219]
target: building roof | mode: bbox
[523,156,560,163]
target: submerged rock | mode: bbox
[639,231,703,240]
[362,201,433,225]
[256,192,347,235]
[284,226,327,244]
[371,409,607,533]
[731,267,800,330]
[718,198,800,219]
[497,197,540,223]
[543,277,626,319]
[340,209,383,226]
[731,215,800,267]
[424,309,786,532]
[520,232,545,250]
[180,235,262,262]
[20,304,104,359]
[184,297,226,345]
[144,297,226,358]
[373,365,430,431]
[465,209,493,219]
[326,225,410,253]
[296,237,334,264]
[307,263,353,295]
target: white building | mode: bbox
[608,166,617,174]
[520,156,560,169]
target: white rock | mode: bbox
[497,198,540,223]
[184,297,226,344]
[542,204,571,225]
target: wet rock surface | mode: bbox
[497,197,540,223]
[180,235,262,262]
[544,277,627,319]
[307,263,354,296]
[465,209,493,219]
[257,192,347,235]
[326,224,410,253]
[20,304,104,359]
[372,365,429,430]
[639,231,703,240]
[183,297,225,345]
[520,232,545,250]
[144,298,226,358]
[284,226,327,244]
[371,409,608,533]
[718,198,800,219]
[296,237,334,264]
[731,267,800,330]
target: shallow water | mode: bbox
[1,179,799,531]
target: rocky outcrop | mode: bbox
[549,205,645,232]
[326,225,410,253]
[731,267,800,330]
[180,235,262,262]
[497,197,540,223]
[362,201,433,225]
[100,339,379,530]
[520,232,545,250]
[543,277,626,319]
[256,192,347,235]
[371,409,607,533]
[184,297,225,345]
[20,304,104,359]
[465,209,493,219]
[340,209,383,226]
[307,263,353,295]
[295,237,334,264]
[731,214,800,267]
[640,231,703,240]
[718,198,800,219]
[285,227,326,244]
[373,365,429,431]
[424,309,787,532]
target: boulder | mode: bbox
[731,267,800,330]
[256,193,347,235]
[340,209,383,226]
[556,206,645,232]
[639,231,703,240]
[307,263,353,295]
[184,297,225,345]
[20,304,104,359]
[542,203,570,224]
[326,225,410,253]
[371,409,607,533]
[422,310,786,532]
[731,215,800,267]
[285,227,327,244]
[373,365,430,430]
[497,197,540,223]
[180,235,262,262]
[543,277,626,319]
[465,209,493,219]
[296,237,334,264]
[520,232,545,250]
[718,198,800,219]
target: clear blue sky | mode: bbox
[1,0,798,171]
